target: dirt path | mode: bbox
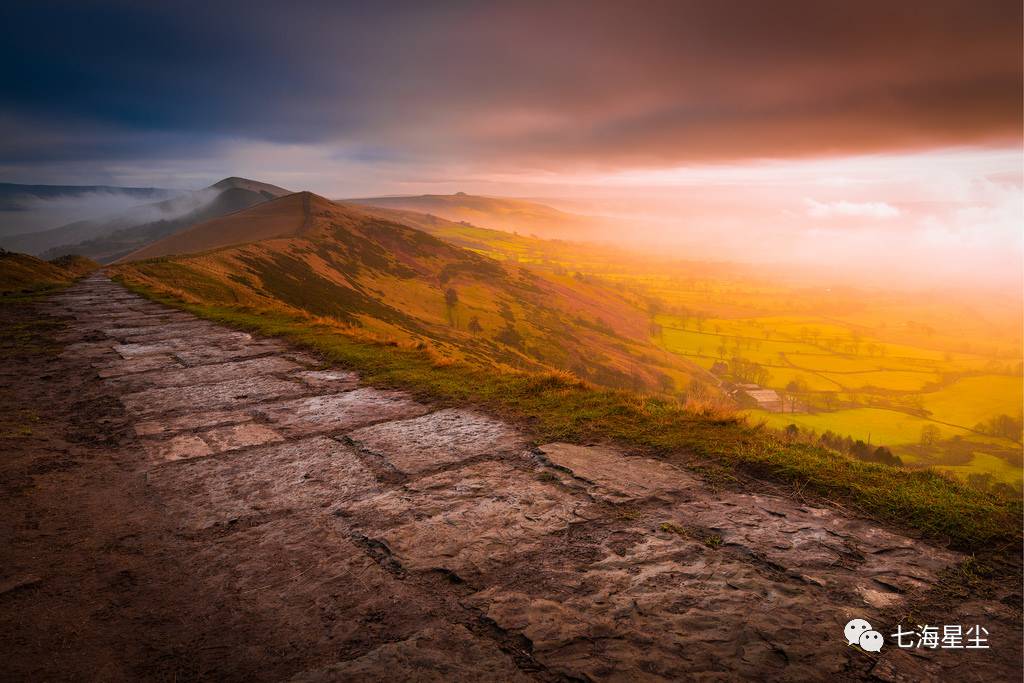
[1,273,1019,681]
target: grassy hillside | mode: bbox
[112,192,703,395]
[0,249,98,296]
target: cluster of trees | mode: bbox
[810,428,903,466]
[494,301,523,349]
[974,414,1023,443]
[780,423,902,466]
[728,357,771,386]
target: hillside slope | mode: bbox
[113,192,703,393]
[121,191,317,261]
[6,177,290,262]
[0,249,98,295]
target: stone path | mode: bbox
[10,273,1019,681]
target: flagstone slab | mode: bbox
[349,409,527,474]
[108,356,301,390]
[121,375,307,416]
[201,422,284,453]
[465,533,849,681]
[114,342,177,359]
[255,389,428,437]
[134,409,255,438]
[537,442,699,502]
[347,460,586,575]
[144,434,212,462]
[147,437,380,528]
[95,354,183,378]
[174,342,285,366]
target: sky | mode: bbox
[1,0,1021,286]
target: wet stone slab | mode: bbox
[114,342,178,359]
[347,460,586,576]
[201,422,284,453]
[349,409,528,474]
[121,375,308,416]
[143,434,213,462]
[255,389,428,437]
[61,341,116,360]
[538,442,699,502]
[106,356,301,391]
[83,312,191,325]
[181,519,432,670]
[124,329,254,346]
[174,341,286,366]
[135,409,255,438]
[147,437,380,528]
[466,532,851,681]
[95,354,183,378]
[290,624,530,683]
[677,493,961,598]
[102,321,219,339]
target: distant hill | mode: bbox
[0,249,99,295]
[345,193,614,241]
[121,190,317,261]
[113,192,702,393]
[2,177,290,262]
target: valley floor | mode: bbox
[0,274,1020,681]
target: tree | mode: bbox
[784,379,807,412]
[467,316,483,334]
[444,288,459,326]
[869,446,902,466]
[919,424,941,447]
[495,325,523,349]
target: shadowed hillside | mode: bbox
[0,249,98,295]
[113,192,705,393]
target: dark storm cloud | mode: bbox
[1,0,1020,174]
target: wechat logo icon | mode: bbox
[845,618,884,652]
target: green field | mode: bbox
[923,375,1023,428]
[749,407,970,446]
